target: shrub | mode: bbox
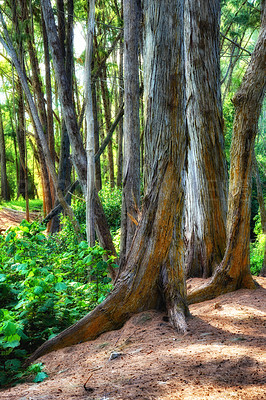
[0,220,114,386]
[250,215,265,275]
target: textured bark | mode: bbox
[27,0,186,363]
[184,0,228,278]
[40,0,118,255]
[42,9,56,213]
[100,66,115,188]
[92,83,102,191]
[117,20,123,188]
[40,0,87,191]
[0,10,82,239]
[50,0,73,233]
[0,105,10,201]
[188,5,266,304]
[16,81,27,200]
[20,0,53,216]
[119,0,141,269]
[85,0,96,246]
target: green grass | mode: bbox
[0,199,43,213]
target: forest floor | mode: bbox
[0,207,41,233]
[1,277,265,400]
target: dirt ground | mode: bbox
[0,208,40,233]
[1,276,265,400]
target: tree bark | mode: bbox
[0,10,83,240]
[20,0,53,217]
[188,4,266,304]
[0,105,10,201]
[92,83,102,192]
[50,0,73,233]
[16,80,27,200]
[85,0,96,246]
[184,0,228,278]
[100,66,115,188]
[119,0,141,270]
[27,0,186,364]
[42,9,56,216]
[40,0,118,256]
[116,23,124,188]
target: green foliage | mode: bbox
[0,198,43,213]
[250,215,266,275]
[0,220,114,387]
[70,184,122,236]
[98,185,122,231]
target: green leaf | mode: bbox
[55,282,67,292]
[0,274,6,282]
[78,241,88,249]
[3,339,20,348]
[34,286,43,295]
[5,358,21,370]
[3,321,17,336]
[5,231,15,242]
[36,234,46,241]
[33,371,48,383]
[84,255,93,264]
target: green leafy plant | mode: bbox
[0,220,114,387]
[250,215,265,275]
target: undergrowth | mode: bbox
[0,219,116,387]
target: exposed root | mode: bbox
[168,305,187,334]
[187,267,256,305]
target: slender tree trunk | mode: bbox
[92,83,102,192]
[184,0,228,278]
[40,0,117,256]
[85,0,96,246]
[42,9,56,209]
[20,0,53,216]
[27,0,186,364]
[116,24,123,188]
[119,0,141,269]
[0,105,10,201]
[16,81,27,200]
[100,66,115,188]
[50,0,73,233]
[0,11,83,240]
[188,5,266,304]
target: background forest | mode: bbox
[0,0,265,387]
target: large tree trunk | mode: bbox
[184,0,228,278]
[188,4,266,304]
[27,0,186,364]
[0,105,10,201]
[119,0,141,269]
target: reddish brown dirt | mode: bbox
[1,277,265,400]
[0,208,40,233]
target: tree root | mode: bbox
[168,304,187,333]
[187,266,256,305]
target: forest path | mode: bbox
[1,277,265,400]
[0,207,41,233]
